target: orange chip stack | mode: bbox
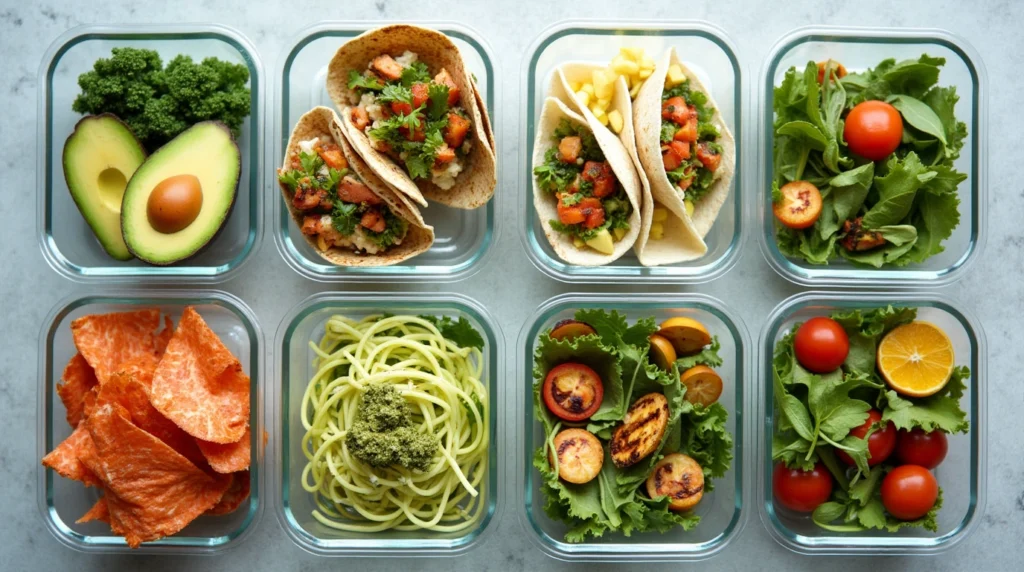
[41,306,254,548]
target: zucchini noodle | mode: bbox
[300,314,489,533]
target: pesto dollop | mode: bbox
[345,384,437,471]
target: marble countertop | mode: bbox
[2,0,1022,569]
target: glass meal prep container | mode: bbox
[37,24,264,283]
[36,290,265,554]
[517,293,751,561]
[757,291,986,555]
[520,21,745,284]
[272,292,504,556]
[274,22,499,282]
[758,26,987,287]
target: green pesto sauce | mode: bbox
[345,384,437,471]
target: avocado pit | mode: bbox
[147,174,203,234]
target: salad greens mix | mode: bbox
[772,56,968,267]
[533,309,732,542]
[772,306,970,532]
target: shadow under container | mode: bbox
[37,290,265,553]
[273,292,504,556]
[517,293,750,561]
[757,291,986,555]
[37,24,264,283]
[520,21,745,284]
[758,26,987,287]
[274,22,499,282]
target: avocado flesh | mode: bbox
[121,122,241,265]
[62,114,146,260]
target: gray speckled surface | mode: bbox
[2,0,1022,569]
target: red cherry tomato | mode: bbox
[793,317,850,373]
[881,465,939,521]
[772,462,833,513]
[895,428,948,469]
[843,100,903,161]
[837,409,897,466]
[542,363,604,422]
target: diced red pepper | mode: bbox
[581,161,617,198]
[674,116,698,143]
[371,55,404,81]
[661,96,691,125]
[351,107,370,131]
[411,83,430,109]
[433,68,461,106]
[444,113,472,149]
[662,141,690,171]
[558,136,582,164]
[696,142,721,172]
[391,100,413,116]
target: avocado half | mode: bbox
[121,121,241,265]
[62,114,147,261]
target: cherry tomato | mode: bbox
[837,409,896,466]
[843,100,903,161]
[772,462,833,513]
[773,181,822,230]
[895,428,948,469]
[542,363,604,422]
[816,60,848,84]
[793,317,850,373]
[881,465,938,521]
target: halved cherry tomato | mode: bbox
[542,363,605,422]
[444,113,472,149]
[881,465,938,521]
[844,100,903,161]
[558,136,582,164]
[578,197,605,229]
[662,96,690,125]
[772,462,833,513]
[556,196,586,225]
[582,161,617,198]
[836,409,896,466]
[895,429,948,469]
[794,316,849,373]
[816,60,848,84]
[674,116,698,143]
[773,180,823,230]
[662,141,690,171]
[695,142,721,172]
[433,68,461,106]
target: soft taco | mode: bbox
[550,63,707,265]
[278,106,434,266]
[634,47,736,240]
[531,96,641,265]
[326,24,496,210]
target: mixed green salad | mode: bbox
[771,56,968,267]
[772,306,970,532]
[532,309,732,542]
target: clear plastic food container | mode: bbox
[37,24,265,283]
[520,21,745,284]
[273,22,499,282]
[37,290,265,553]
[758,27,987,287]
[517,293,750,561]
[272,292,504,556]
[757,291,986,555]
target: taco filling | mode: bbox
[278,137,408,254]
[345,51,473,191]
[534,120,633,254]
[659,69,724,210]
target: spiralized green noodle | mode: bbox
[300,314,489,533]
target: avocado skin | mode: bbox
[120,121,241,265]
[62,113,146,261]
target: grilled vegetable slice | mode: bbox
[550,428,603,484]
[549,319,597,341]
[542,362,604,422]
[645,453,705,511]
[679,365,723,406]
[610,393,670,468]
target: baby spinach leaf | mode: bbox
[777,120,827,150]
[890,94,948,146]
[830,162,875,223]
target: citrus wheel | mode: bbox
[680,365,723,406]
[657,317,711,355]
[649,334,677,371]
[877,321,955,398]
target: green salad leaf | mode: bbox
[418,315,484,350]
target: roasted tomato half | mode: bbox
[542,362,605,422]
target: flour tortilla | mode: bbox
[326,24,496,210]
[531,97,641,266]
[634,47,735,239]
[552,63,706,265]
[279,106,434,267]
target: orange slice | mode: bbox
[877,321,954,397]
[649,334,678,371]
[680,365,723,406]
[657,317,711,356]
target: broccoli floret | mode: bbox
[71,47,250,150]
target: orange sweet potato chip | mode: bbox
[77,496,110,524]
[80,403,231,548]
[150,307,250,444]
[56,353,98,427]
[72,309,162,385]
[206,470,251,515]
[196,426,251,473]
[41,423,100,488]
[155,315,174,357]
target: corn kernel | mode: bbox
[650,222,664,240]
[611,56,640,76]
[573,237,585,249]
[613,227,627,241]
[596,97,611,109]
[684,199,695,218]
[581,83,595,96]
[590,103,605,118]
[638,67,653,80]
[570,81,582,92]
[608,109,623,134]
[653,207,668,222]
[666,64,687,87]
[575,90,591,107]
[620,46,644,61]
[596,112,609,126]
